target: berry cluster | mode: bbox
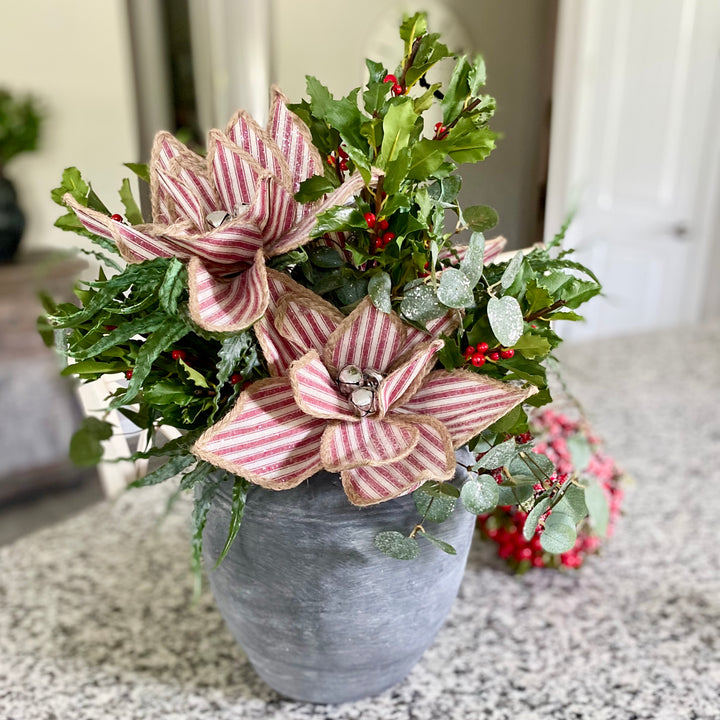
[383,74,404,97]
[326,145,349,173]
[463,342,514,367]
[433,122,448,140]
[478,409,624,572]
[364,212,395,253]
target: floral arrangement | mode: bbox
[478,408,625,570]
[43,13,606,575]
[0,88,43,173]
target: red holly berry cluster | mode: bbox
[463,342,514,367]
[327,145,349,173]
[433,122,448,140]
[383,74,404,96]
[478,410,625,572]
[365,212,395,253]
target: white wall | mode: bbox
[0,0,138,257]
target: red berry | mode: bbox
[488,351,500,361]
[378,218,389,231]
[532,556,545,568]
[110,213,123,222]
[433,122,447,137]
[500,349,515,359]
[171,349,187,360]
[383,74,398,84]
[337,146,348,159]
[471,353,486,367]
[327,155,335,166]
[230,372,243,385]
[464,345,475,356]
[104,325,117,331]
[339,160,348,171]
[371,237,381,252]
[381,231,396,246]
[476,342,489,354]
[392,83,404,96]
[125,369,133,379]
[241,380,253,391]
[364,212,376,228]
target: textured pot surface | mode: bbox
[203,449,477,704]
[0,176,25,263]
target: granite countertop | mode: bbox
[2,323,719,719]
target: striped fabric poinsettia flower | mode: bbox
[63,86,371,333]
[193,272,537,506]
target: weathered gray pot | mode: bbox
[202,449,476,704]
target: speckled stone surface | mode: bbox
[1,323,719,719]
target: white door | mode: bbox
[545,0,720,341]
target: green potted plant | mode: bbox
[43,12,606,703]
[0,89,42,262]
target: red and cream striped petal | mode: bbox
[63,195,176,263]
[155,168,207,230]
[255,176,297,243]
[150,131,219,224]
[405,311,461,351]
[483,235,507,264]
[275,295,342,359]
[266,169,382,257]
[324,298,407,375]
[208,129,267,210]
[193,377,325,489]
[377,340,443,416]
[169,215,265,267]
[321,416,420,472]
[187,251,269,332]
[225,109,291,186]
[256,269,343,376]
[288,350,357,422]
[268,86,324,192]
[399,369,537,448]
[340,415,455,507]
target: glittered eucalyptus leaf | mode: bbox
[523,496,553,541]
[488,295,524,346]
[368,272,392,313]
[464,204,499,232]
[413,486,457,522]
[540,511,577,554]
[374,531,419,560]
[418,480,461,499]
[501,250,524,290]
[497,484,533,506]
[437,267,474,308]
[421,531,457,555]
[459,232,485,286]
[584,479,610,536]
[475,438,516,470]
[460,474,499,514]
[554,484,589,525]
[400,283,448,323]
[567,433,592,472]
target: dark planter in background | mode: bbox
[203,449,477,704]
[0,175,25,262]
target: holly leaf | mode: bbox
[399,12,428,57]
[363,59,389,115]
[124,162,150,183]
[311,206,367,237]
[294,174,338,203]
[512,333,551,360]
[377,98,417,168]
[118,178,144,224]
[445,120,496,164]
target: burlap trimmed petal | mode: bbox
[193,377,325,489]
[320,415,420,472]
[398,369,538,448]
[323,297,410,376]
[376,339,444,418]
[340,414,455,507]
[187,251,268,333]
[288,350,357,422]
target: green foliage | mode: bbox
[460,474,499,514]
[69,417,114,467]
[0,89,43,168]
[374,530,419,560]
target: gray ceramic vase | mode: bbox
[202,449,477,704]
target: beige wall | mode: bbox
[0,0,138,256]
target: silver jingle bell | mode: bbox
[206,210,230,228]
[363,368,383,389]
[338,364,364,396]
[350,387,375,416]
